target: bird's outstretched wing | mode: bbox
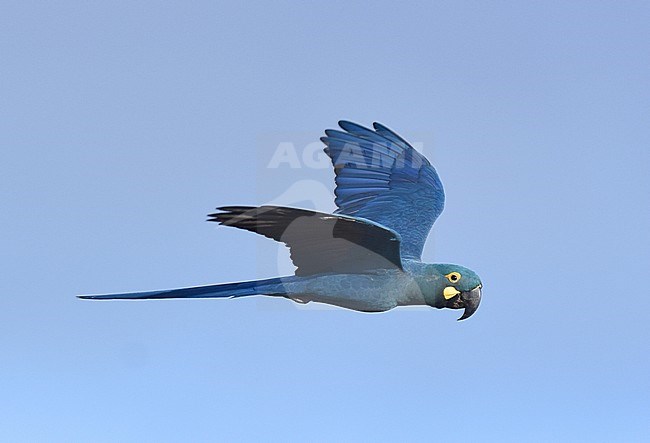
[321,121,445,260]
[208,206,402,276]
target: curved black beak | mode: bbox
[457,285,482,321]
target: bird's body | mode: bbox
[80,121,483,320]
[283,264,421,312]
[265,260,478,313]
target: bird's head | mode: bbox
[426,264,483,321]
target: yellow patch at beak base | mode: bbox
[443,286,461,300]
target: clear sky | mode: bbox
[1,1,649,442]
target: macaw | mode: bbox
[79,121,483,320]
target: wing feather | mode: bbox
[321,121,445,259]
[208,206,403,276]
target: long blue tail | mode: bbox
[77,277,291,300]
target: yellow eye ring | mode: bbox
[445,272,461,283]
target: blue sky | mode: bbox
[1,1,649,441]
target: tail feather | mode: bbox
[77,277,290,300]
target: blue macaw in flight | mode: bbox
[79,121,483,320]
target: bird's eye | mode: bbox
[446,272,461,283]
